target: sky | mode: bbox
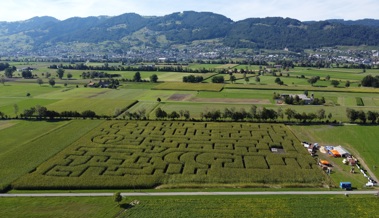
[0,0,378,22]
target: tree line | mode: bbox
[346,108,379,123]
[49,63,214,73]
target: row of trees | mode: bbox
[182,75,204,83]
[49,63,213,73]
[361,75,379,88]
[346,108,379,123]
[198,106,332,122]
[155,108,191,120]
[20,106,98,120]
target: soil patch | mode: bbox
[191,98,270,104]
[167,94,192,101]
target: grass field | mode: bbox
[47,99,137,116]
[152,82,224,92]
[13,121,325,190]
[0,196,119,218]
[2,195,377,218]
[0,120,103,192]
[288,125,379,180]
[124,195,379,218]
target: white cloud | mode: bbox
[0,0,378,22]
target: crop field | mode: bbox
[47,99,138,116]
[124,195,379,218]
[13,121,325,190]
[0,120,104,191]
[152,82,224,92]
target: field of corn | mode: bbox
[13,121,325,189]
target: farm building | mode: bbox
[280,94,313,104]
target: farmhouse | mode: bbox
[280,94,313,104]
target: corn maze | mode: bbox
[14,121,325,189]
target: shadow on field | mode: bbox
[120,203,134,210]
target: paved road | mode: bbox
[1,191,378,198]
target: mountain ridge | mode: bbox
[1,11,379,55]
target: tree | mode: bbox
[37,78,44,86]
[255,76,260,83]
[285,108,296,121]
[307,76,320,86]
[82,110,96,119]
[113,192,122,205]
[49,78,55,87]
[244,77,250,84]
[0,76,5,85]
[212,75,225,83]
[133,72,141,82]
[367,111,378,124]
[357,110,366,123]
[325,75,330,81]
[155,107,167,119]
[67,73,73,80]
[57,68,65,79]
[150,74,158,83]
[346,108,358,122]
[35,105,47,119]
[4,67,16,78]
[331,80,340,87]
[345,80,350,87]
[13,104,19,116]
[317,109,326,120]
[22,70,33,79]
[229,75,236,83]
[169,111,180,120]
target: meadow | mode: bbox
[288,125,379,180]
[13,121,325,190]
[1,194,378,218]
[124,195,379,218]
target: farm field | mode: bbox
[0,196,119,218]
[124,195,379,218]
[2,195,378,218]
[13,121,325,190]
[0,120,103,192]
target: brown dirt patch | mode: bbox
[88,91,109,98]
[191,98,271,104]
[167,94,193,101]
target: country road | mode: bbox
[1,190,378,198]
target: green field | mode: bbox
[125,195,379,218]
[0,120,103,191]
[152,82,224,92]
[0,196,119,218]
[13,121,325,190]
[2,195,378,218]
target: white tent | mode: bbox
[334,146,350,157]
